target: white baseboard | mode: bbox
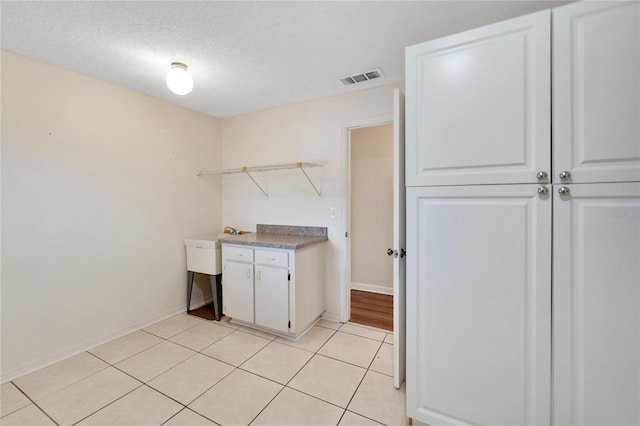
[1,303,190,384]
[351,282,393,296]
[188,296,213,311]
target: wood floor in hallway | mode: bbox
[350,289,393,331]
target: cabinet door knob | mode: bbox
[558,186,571,195]
[387,248,394,256]
[559,171,572,180]
[536,171,548,180]
[537,186,548,194]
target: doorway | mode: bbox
[348,123,394,330]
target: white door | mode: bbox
[405,10,551,187]
[223,261,254,323]
[393,88,406,389]
[553,1,640,184]
[553,182,640,426]
[406,184,551,425]
[254,265,289,333]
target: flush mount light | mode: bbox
[166,62,193,95]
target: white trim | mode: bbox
[351,282,394,296]
[189,296,213,311]
[341,115,394,323]
[0,304,191,383]
[320,311,342,322]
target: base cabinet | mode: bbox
[222,260,254,324]
[255,265,289,333]
[222,243,325,338]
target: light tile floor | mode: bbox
[0,314,406,426]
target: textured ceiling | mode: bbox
[1,1,571,118]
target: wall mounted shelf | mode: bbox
[197,162,322,198]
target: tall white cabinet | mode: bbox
[406,2,639,425]
[551,2,640,424]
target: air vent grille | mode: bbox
[340,68,383,86]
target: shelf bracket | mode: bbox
[244,168,269,199]
[299,164,321,196]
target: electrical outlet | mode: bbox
[330,207,338,220]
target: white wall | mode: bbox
[350,124,394,294]
[221,83,402,321]
[1,50,223,381]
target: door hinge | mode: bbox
[345,231,348,238]
[288,320,291,329]
[288,273,290,281]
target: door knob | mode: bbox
[558,186,571,195]
[387,248,394,256]
[400,248,406,258]
[559,171,572,180]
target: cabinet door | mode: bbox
[406,184,551,425]
[405,10,550,187]
[553,1,640,184]
[222,260,254,323]
[553,182,640,425]
[254,266,289,333]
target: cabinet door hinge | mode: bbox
[288,320,291,329]
[287,273,290,281]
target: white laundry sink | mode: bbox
[184,233,228,275]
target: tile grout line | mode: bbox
[160,406,222,426]
[69,382,146,426]
[8,381,61,426]
[181,317,394,425]
[341,339,386,422]
[246,325,341,425]
[11,315,367,426]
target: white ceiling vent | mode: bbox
[340,68,384,86]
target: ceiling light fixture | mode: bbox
[166,62,193,95]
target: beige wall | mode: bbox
[350,124,394,293]
[221,83,402,321]
[1,50,223,381]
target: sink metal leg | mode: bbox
[187,270,195,311]
[209,274,223,321]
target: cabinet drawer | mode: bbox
[223,246,254,262]
[255,249,288,267]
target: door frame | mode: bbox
[340,115,393,323]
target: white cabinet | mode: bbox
[222,247,254,324]
[405,10,550,187]
[553,182,640,426]
[406,2,639,425]
[254,248,290,333]
[406,185,551,425]
[222,243,325,338]
[553,1,640,184]
[255,265,289,333]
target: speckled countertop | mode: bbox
[220,224,327,250]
